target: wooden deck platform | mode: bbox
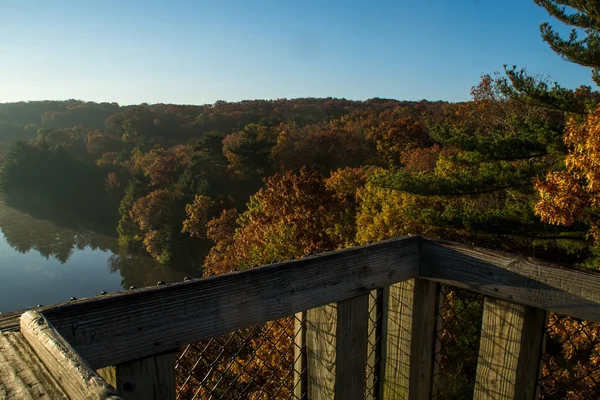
[0,311,121,400]
[1,236,600,399]
[0,331,67,399]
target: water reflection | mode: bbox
[0,201,115,263]
[108,249,190,289]
[0,202,201,312]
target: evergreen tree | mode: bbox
[375,75,586,261]
[117,171,150,246]
[503,1,600,113]
[536,0,600,85]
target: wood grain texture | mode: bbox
[98,353,175,400]
[0,305,54,332]
[334,294,369,400]
[474,298,546,400]
[421,239,600,322]
[19,311,122,400]
[42,236,419,369]
[514,306,546,400]
[408,279,439,400]
[293,311,307,400]
[381,280,415,399]
[306,304,337,399]
[0,310,22,332]
[0,331,68,400]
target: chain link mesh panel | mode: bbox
[168,285,600,399]
[175,314,305,400]
[174,292,384,400]
[365,290,384,399]
[538,313,600,399]
[432,285,484,400]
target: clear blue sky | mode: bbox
[0,0,594,105]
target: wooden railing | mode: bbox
[2,235,600,399]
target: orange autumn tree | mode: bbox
[129,189,179,263]
[204,167,362,276]
[186,167,368,398]
[366,115,430,166]
[181,194,216,240]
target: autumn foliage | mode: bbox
[3,2,600,394]
[535,106,600,242]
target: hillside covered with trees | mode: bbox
[3,1,600,397]
[0,74,598,274]
[0,97,448,268]
[1,2,600,280]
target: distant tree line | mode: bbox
[2,1,600,397]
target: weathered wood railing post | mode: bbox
[473,297,547,400]
[408,279,440,400]
[335,293,370,399]
[294,311,308,399]
[378,279,440,399]
[379,280,414,398]
[304,294,370,399]
[98,353,176,400]
[19,311,122,399]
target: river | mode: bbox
[0,202,200,313]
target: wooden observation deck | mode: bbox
[1,236,600,399]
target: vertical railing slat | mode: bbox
[474,297,546,400]
[98,353,175,400]
[379,279,440,399]
[334,293,370,400]
[430,284,448,400]
[514,307,547,399]
[408,279,440,400]
[294,311,308,399]
[380,280,415,398]
[305,303,338,399]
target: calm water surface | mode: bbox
[0,202,199,313]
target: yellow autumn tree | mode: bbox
[533,105,600,400]
[535,106,600,243]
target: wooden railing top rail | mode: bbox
[42,237,419,369]
[2,236,600,371]
[422,239,600,322]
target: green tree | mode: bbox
[536,1,600,85]
[503,1,600,114]
[374,76,583,259]
[222,123,275,177]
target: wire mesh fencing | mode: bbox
[175,314,305,400]
[365,290,384,399]
[172,285,487,400]
[538,313,600,399]
[171,284,600,400]
[174,290,384,400]
[432,285,485,400]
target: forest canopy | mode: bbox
[1,1,600,277]
[3,1,600,398]
[0,97,447,270]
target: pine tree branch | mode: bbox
[534,0,596,30]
